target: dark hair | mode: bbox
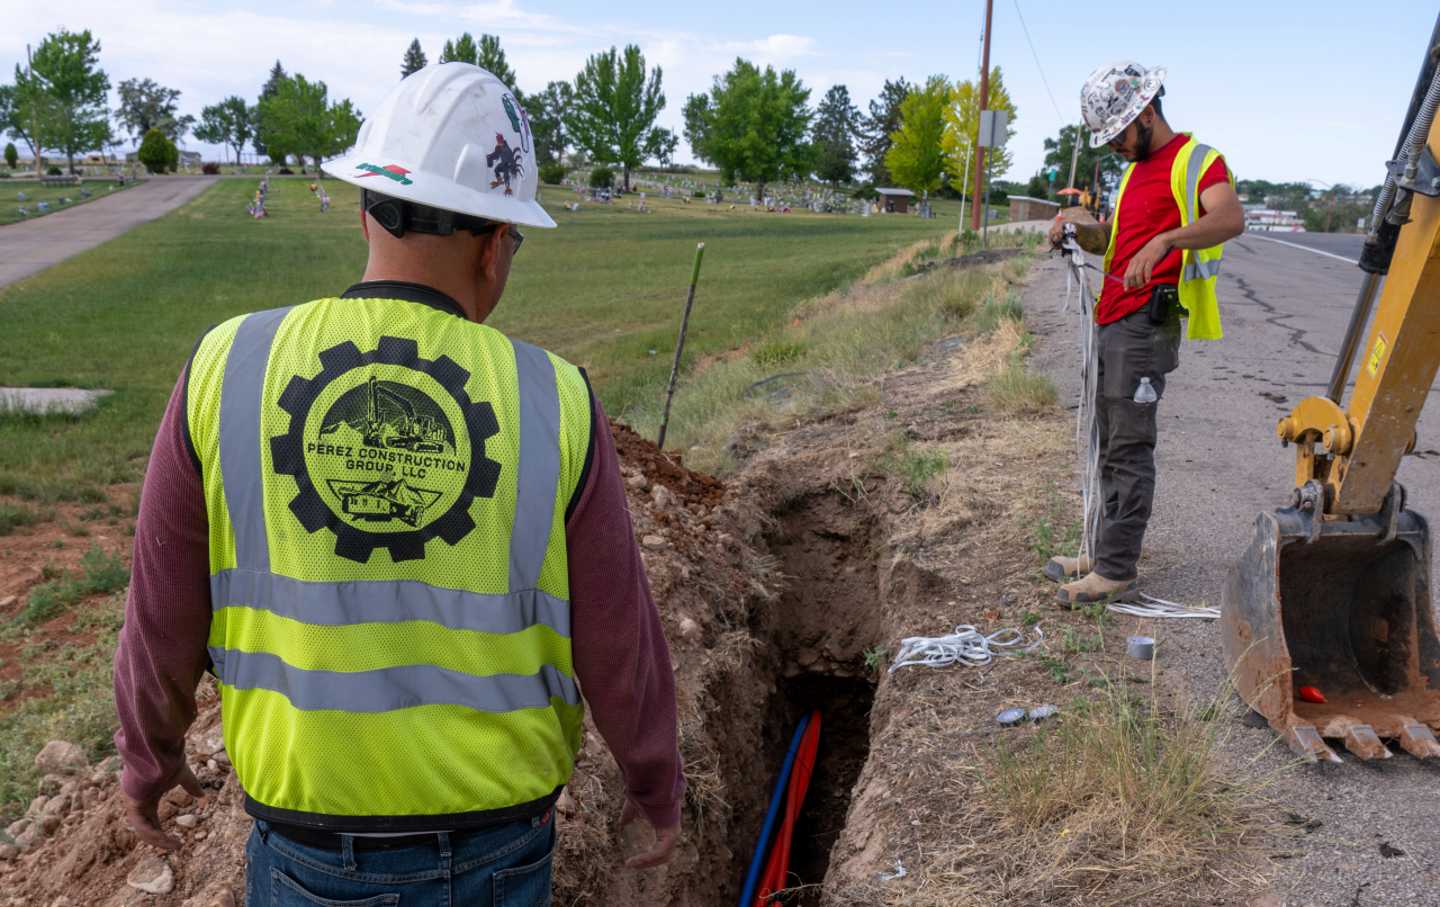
[1148,91,1165,121]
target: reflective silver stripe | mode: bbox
[509,340,561,593]
[1183,143,1214,225]
[211,570,571,637]
[1184,258,1223,281]
[207,646,581,712]
[219,307,293,572]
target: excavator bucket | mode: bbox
[1222,498,1440,762]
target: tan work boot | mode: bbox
[1056,571,1136,608]
[1043,554,1092,584]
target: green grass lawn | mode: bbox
[0,177,955,501]
[0,179,136,226]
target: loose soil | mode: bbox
[0,263,1277,906]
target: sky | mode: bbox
[1,0,1435,188]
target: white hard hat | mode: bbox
[324,62,555,229]
[1080,62,1166,149]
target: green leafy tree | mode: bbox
[440,33,479,66]
[2,77,57,174]
[645,126,679,168]
[942,67,1018,186]
[254,60,288,163]
[886,76,950,196]
[194,96,255,164]
[401,39,427,78]
[137,127,172,174]
[813,84,861,187]
[4,141,16,169]
[27,29,112,173]
[861,77,910,184]
[588,165,614,189]
[566,45,665,192]
[115,78,193,143]
[1042,124,1123,199]
[477,34,517,90]
[258,74,361,172]
[684,58,812,201]
[529,80,572,165]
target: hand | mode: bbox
[1047,214,1066,247]
[620,798,680,869]
[124,764,206,851]
[1123,235,1172,289]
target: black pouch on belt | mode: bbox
[1147,284,1179,325]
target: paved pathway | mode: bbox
[0,176,215,289]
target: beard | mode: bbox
[1132,119,1155,162]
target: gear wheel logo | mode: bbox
[270,336,500,563]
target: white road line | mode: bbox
[1244,233,1358,264]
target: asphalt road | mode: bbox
[1245,230,1365,263]
[1028,237,1440,907]
[0,176,215,289]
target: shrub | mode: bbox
[588,166,614,189]
[539,161,566,185]
[46,165,62,176]
[692,189,706,198]
[137,128,172,175]
[3,143,16,170]
[201,162,220,175]
[278,167,294,175]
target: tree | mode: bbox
[566,45,665,192]
[476,34,517,90]
[886,76,950,196]
[440,33,479,66]
[941,67,1018,191]
[4,142,16,169]
[137,127,173,174]
[257,74,361,172]
[254,60,288,163]
[1042,123,1123,198]
[861,77,910,184]
[684,58,812,201]
[194,96,255,164]
[645,127,679,169]
[813,84,861,187]
[528,81,572,165]
[115,78,193,143]
[401,39,427,78]
[26,29,112,173]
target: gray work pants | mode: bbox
[1093,305,1182,580]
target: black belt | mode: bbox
[272,824,462,852]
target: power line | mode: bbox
[1012,0,1066,125]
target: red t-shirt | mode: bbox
[1097,133,1229,324]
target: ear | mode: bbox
[476,227,502,282]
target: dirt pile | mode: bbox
[0,421,782,907]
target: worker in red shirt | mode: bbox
[1046,63,1244,605]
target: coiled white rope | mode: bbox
[1108,592,1220,620]
[1058,235,1103,565]
[888,625,1046,672]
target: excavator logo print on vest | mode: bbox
[270,336,502,563]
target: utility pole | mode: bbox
[1067,126,1080,188]
[971,0,993,232]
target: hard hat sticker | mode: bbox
[271,337,501,563]
[354,162,414,186]
[486,133,522,196]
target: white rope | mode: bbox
[888,625,1045,672]
[1056,235,1103,564]
[1108,593,1220,620]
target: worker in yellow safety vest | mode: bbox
[1045,62,1244,605]
[114,63,684,904]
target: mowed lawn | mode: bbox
[0,176,953,501]
[0,179,137,226]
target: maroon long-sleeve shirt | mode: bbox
[113,298,684,830]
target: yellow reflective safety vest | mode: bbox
[185,287,593,830]
[1103,135,1233,340]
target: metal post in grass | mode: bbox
[656,242,706,451]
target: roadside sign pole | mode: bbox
[657,242,706,451]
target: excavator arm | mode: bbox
[1222,20,1440,763]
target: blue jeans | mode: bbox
[244,815,555,906]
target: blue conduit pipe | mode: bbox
[738,712,812,907]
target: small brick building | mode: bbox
[875,187,915,214]
[1007,195,1060,222]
